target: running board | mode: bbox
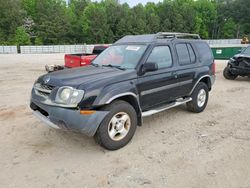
[142,97,192,117]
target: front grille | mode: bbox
[34,83,54,98]
[37,90,50,97]
[40,84,54,91]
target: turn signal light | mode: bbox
[80,110,96,115]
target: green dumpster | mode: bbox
[211,47,243,59]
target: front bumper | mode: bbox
[230,66,250,75]
[30,98,109,137]
[228,60,250,75]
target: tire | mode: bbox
[223,66,237,80]
[187,82,209,113]
[94,100,137,150]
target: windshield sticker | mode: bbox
[126,46,141,51]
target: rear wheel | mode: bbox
[223,66,237,80]
[187,82,209,113]
[94,100,137,150]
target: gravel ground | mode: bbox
[0,54,250,188]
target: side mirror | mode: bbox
[142,62,158,72]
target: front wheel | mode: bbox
[187,82,209,113]
[94,100,137,150]
[223,66,237,80]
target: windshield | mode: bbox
[92,45,147,69]
[242,46,250,55]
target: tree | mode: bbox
[115,3,134,38]
[67,0,90,43]
[221,18,236,39]
[32,0,73,44]
[194,0,217,39]
[0,0,24,44]
[0,0,249,45]
[131,4,147,34]
[14,26,31,45]
[82,3,109,43]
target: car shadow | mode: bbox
[235,77,250,82]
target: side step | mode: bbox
[142,97,192,117]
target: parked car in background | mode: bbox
[45,45,108,72]
[223,45,250,80]
[31,32,215,150]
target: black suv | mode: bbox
[30,33,215,150]
[223,45,250,80]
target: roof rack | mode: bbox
[156,32,201,40]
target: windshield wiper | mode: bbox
[102,64,126,70]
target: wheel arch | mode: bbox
[199,76,212,91]
[105,94,142,126]
[189,75,212,95]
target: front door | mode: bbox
[137,45,179,111]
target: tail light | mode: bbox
[212,61,216,75]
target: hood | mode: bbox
[38,65,137,88]
[233,53,250,59]
[233,53,241,58]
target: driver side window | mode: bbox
[147,46,173,69]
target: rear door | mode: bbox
[174,42,197,96]
[137,45,179,111]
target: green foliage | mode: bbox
[221,18,236,39]
[194,0,217,38]
[14,26,31,45]
[35,37,43,45]
[0,0,248,45]
[82,3,109,43]
[0,0,25,44]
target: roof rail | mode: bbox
[156,32,201,40]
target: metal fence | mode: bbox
[204,39,248,48]
[20,45,95,54]
[0,46,18,54]
[0,39,248,54]
[204,39,241,45]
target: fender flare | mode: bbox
[100,91,143,126]
[105,92,138,104]
[189,75,213,95]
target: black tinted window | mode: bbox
[194,42,213,63]
[147,46,172,68]
[176,44,190,65]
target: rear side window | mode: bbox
[176,43,196,65]
[146,46,172,68]
[194,42,213,63]
[176,44,190,65]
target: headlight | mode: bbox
[60,88,71,101]
[55,86,84,106]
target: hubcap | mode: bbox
[108,112,131,141]
[197,89,206,107]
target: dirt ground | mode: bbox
[0,54,250,188]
